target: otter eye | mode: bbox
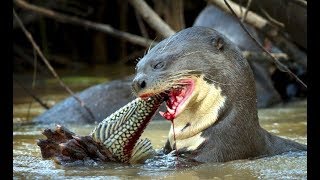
[154,62,164,69]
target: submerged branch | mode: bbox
[14,0,154,47]
[13,8,96,122]
[37,125,116,165]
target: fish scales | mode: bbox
[90,97,162,163]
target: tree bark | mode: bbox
[129,0,175,38]
[154,0,185,31]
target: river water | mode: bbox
[13,67,307,179]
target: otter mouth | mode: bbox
[159,79,195,121]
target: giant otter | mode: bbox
[131,27,306,163]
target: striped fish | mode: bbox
[91,96,162,164]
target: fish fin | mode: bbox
[129,138,155,164]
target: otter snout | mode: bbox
[132,76,147,94]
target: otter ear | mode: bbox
[212,36,224,51]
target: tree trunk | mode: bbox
[154,0,185,31]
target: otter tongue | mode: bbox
[159,111,175,121]
[159,88,186,121]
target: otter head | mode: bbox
[132,27,258,152]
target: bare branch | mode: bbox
[13,8,97,122]
[221,0,307,89]
[208,0,273,30]
[13,77,50,110]
[291,0,307,7]
[239,0,243,18]
[243,51,289,64]
[14,0,154,47]
[14,45,49,75]
[13,12,38,29]
[259,7,285,28]
[129,0,175,38]
[207,0,307,70]
[241,0,252,22]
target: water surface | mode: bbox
[13,101,307,179]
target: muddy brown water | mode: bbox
[13,68,307,179]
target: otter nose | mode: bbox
[132,79,146,93]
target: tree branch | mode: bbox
[208,0,273,30]
[13,8,97,122]
[241,0,252,22]
[291,0,307,7]
[13,76,50,110]
[129,0,175,38]
[243,51,289,65]
[14,0,154,48]
[221,0,306,89]
[207,0,307,70]
[259,7,285,28]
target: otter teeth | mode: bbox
[166,105,175,114]
[160,86,185,119]
[168,108,175,114]
[176,96,183,102]
[170,98,175,104]
[159,111,165,117]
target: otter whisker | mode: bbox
[203,74,240,86]
[167,69,234,86]
[135,57,142,63]
[160,34,178,53]
[147,37,158,54]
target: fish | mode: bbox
[91,96,163,163]
[37,96,163,164]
